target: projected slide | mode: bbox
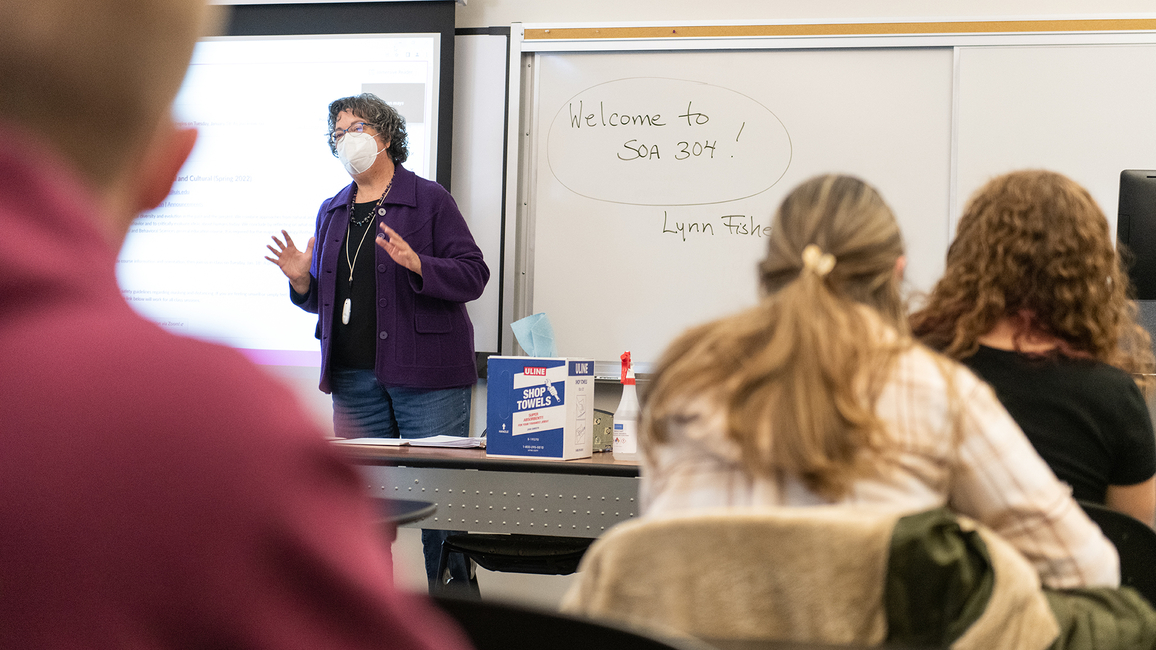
[117,34,440,365]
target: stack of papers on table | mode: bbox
[335,435,486,449]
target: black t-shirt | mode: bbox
[330,200,381,370]
[962,345,1156,504]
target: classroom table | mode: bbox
[372,497,438,544]
[339,443,640,538]
[374,497,438,527]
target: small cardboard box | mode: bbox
[593,409,615,452]
[486,357,594,460]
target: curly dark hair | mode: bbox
[911,170,1153,377]
[327,93,408,164]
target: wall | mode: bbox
[217,2,1156,31]
[454,0,1156,28]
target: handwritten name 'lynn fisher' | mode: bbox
[662,212,771,242]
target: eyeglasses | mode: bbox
[329,122,373,145]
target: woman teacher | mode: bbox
[266,93,488,593]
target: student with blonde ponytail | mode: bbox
[640,174,1119,590]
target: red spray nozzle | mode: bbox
[620,351,635,385]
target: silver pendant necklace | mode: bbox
[342,221,372,325]
[342,180,392,325]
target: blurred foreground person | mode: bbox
[0,1,469,648]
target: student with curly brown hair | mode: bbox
[911,170,1156,525]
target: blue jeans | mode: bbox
[330,368,478,596]
[330,369,471,440]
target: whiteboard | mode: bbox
[526,48,953,365]
[955,44,1156,237]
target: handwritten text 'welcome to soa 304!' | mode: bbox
[546,77,792,208]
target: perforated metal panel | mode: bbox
[360,465,639,537]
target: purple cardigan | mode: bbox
[294,164,489,392]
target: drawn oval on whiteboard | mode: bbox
[546,77,792,207]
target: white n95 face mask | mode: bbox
[336,131,384,175]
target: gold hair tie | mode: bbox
[801,244,836,278]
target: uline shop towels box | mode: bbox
[486,357,594,460]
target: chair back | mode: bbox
[561,508,1058,650]
[432,595,716,650]
[1079,501,1156,606]
[562,508,898,645]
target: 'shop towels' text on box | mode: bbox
[487,357,594,460]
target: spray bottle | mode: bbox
[613,351,640,460]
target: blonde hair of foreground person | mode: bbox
[0,0,218,234]
[642,174,910,499]
[910,169,1154,382]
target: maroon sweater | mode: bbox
[0,128,470,650]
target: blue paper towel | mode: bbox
[511,312,558,357]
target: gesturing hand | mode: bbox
[376,224,422,277]
[265,230,315,294]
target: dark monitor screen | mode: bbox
[1118,170,1156,301]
